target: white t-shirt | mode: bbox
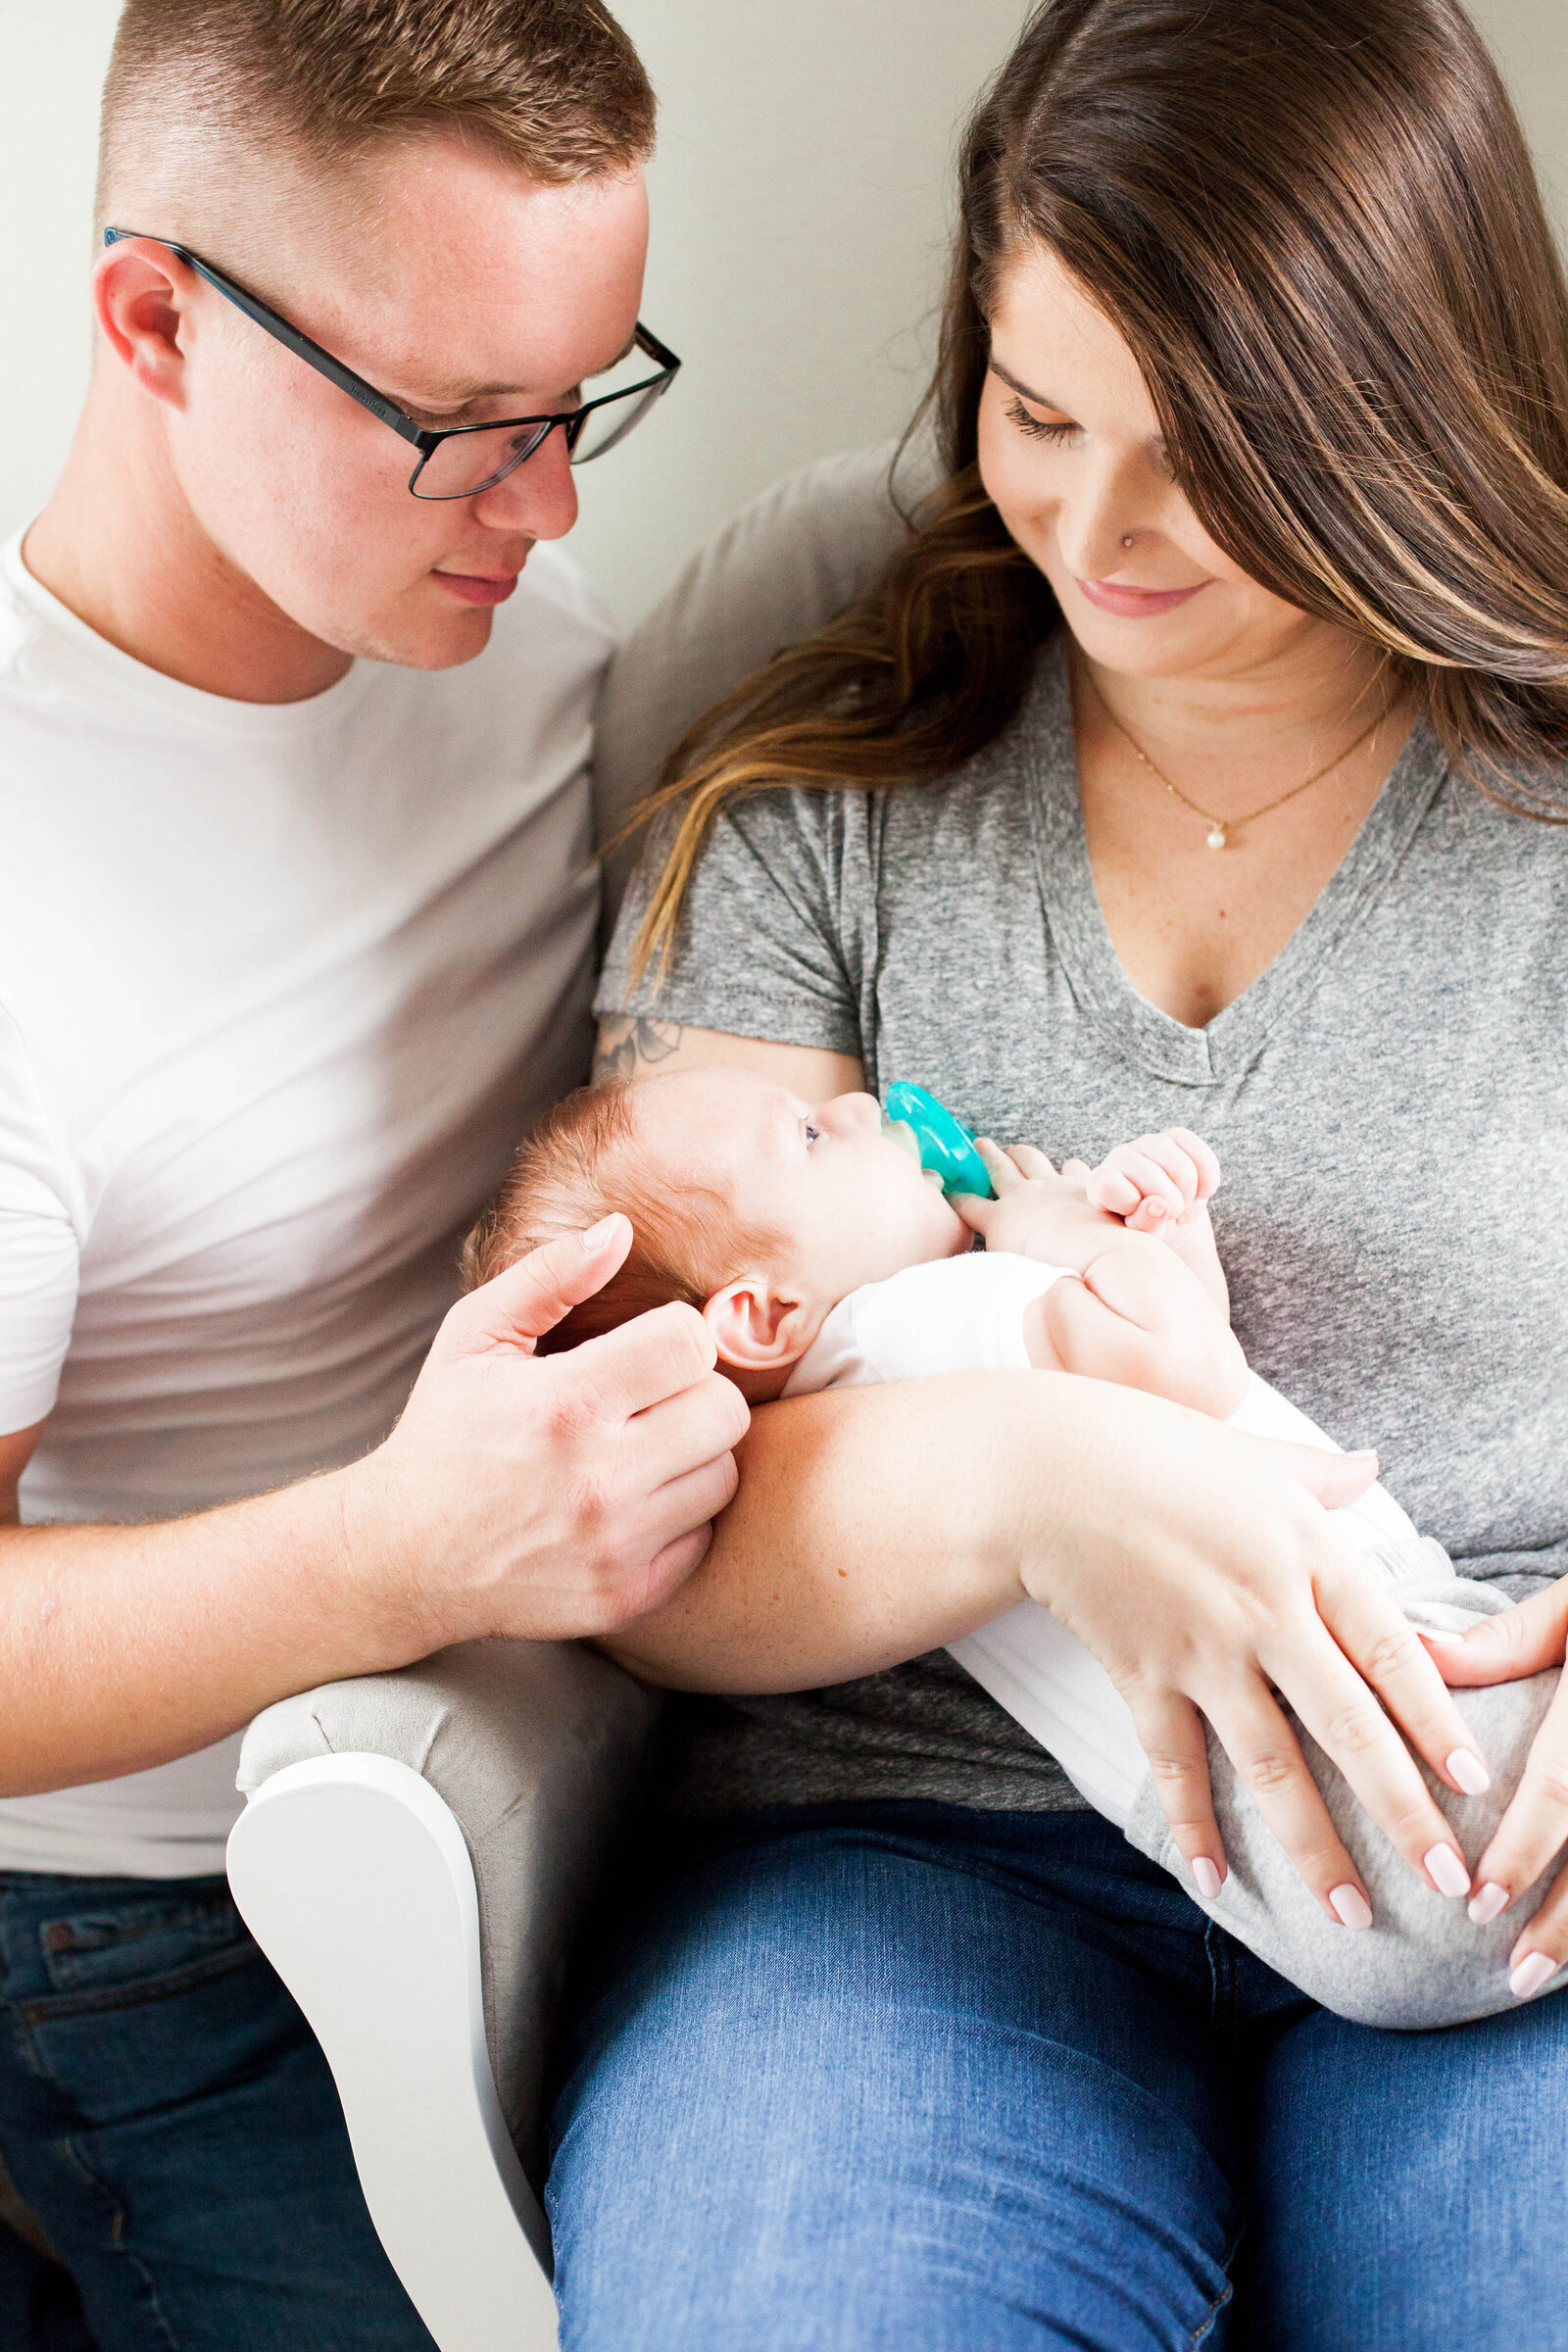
[0,529,612,1876]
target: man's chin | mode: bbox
[337,601,500,671]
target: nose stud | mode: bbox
[1121,532,1136,548]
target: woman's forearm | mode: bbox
[603,1368,1390,1696]
[604,1373,1059,1690]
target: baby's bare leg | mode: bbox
[1125,1540,1566,2028]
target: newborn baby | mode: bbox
[465,1066,1564,2027]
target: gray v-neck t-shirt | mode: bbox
[598,638,1568,1817]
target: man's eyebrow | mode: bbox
[400,332,641,412]
[987,357,1065,410]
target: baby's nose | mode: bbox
[834,1092,883,1130]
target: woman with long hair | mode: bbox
[553,2,1568,2341]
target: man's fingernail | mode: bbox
[1329,1884,1373,1930]
[1425,1844,1472,1899]
[1509,1951,1558,2001]
[1469,1882,1509,1926]
[1191,1856,1222,1899]
[581,1213,625,1250]
[1447,1748,1491,1795]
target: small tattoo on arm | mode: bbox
[593,1016,686,1085]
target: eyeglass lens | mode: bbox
[411,378,670,500]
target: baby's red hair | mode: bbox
[462,1080,780,1353]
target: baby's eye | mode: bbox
[804,1121,822,1147]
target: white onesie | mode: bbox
[784,1250,1421,1827]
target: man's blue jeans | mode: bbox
[548,1802,1568,2351]
[0,1870,435,2351]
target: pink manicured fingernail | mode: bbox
[1329,1884,1372,1930]
[581,1213,625,1250]
[1509,1951,1557,2001]
[1468,1882,1509,1927]
[1425,1844,1472,1899]
[1192,1857,1222,1899]
[1421,1629,1468,1650]
[1446,1748,1491,1795]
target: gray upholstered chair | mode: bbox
[228,434,937,2352]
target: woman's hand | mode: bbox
[1421,1579,1568,1998]
[1019,1396,1494,1927]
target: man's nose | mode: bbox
[469,424,579,542]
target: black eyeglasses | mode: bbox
[103,227,681,500]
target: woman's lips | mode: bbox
[432,569,520,606]
[1076,576,1206,618]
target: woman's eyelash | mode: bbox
[1006,397,1077,444]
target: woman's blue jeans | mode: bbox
[548,1802,1568,2351]
[0,1870,434,2351]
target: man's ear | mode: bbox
[93,239,194,410]
[703,1276,815,1371]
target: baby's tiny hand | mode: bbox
[956,1139,1125,1264]
[1081,1130,1221,1236]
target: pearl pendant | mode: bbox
[1206,825,1228,849]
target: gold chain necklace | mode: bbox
[1088,671,1388,850]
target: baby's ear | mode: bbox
[704,1277,814,1371]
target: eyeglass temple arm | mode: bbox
[102,227,429,450]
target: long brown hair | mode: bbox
[628,0,1568,986]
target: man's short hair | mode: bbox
[99,0,656,225]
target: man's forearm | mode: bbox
[605,1374,1064,1691]
[0,1470,419,1795]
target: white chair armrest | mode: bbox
[228,1641,659,2352]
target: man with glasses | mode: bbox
[0,3,746,2343]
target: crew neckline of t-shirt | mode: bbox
[0,527,373,738]
[1021,635,1452,1086]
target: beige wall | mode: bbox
[1,0,1563,626]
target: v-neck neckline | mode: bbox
[1021,636,1452,1084]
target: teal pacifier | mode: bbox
[883,1082,995,1200]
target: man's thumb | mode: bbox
[452,1215,633,1354]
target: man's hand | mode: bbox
[343,1212,750,1648]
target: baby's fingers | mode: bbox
[1096,1150,1188,1223]
[1164,1129,1222,1200]
[951,1192,995,1237]
[974,1137,1024,1195]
